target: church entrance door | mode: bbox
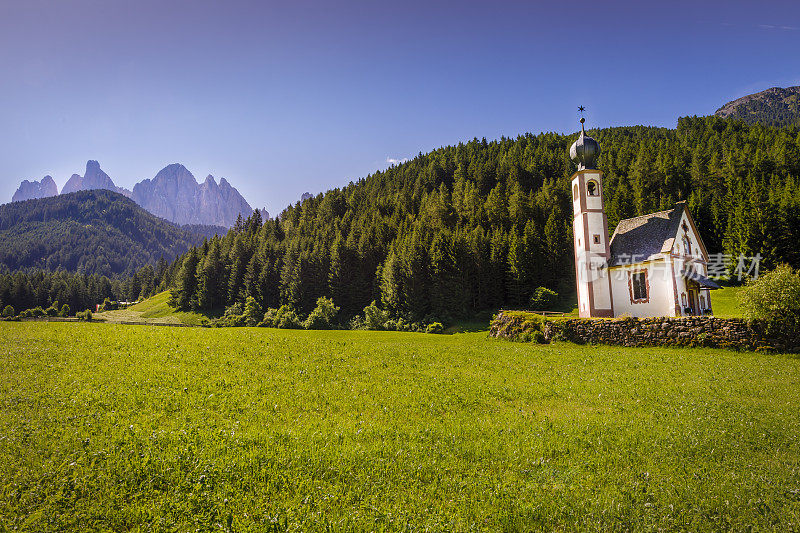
[687,283,700,316]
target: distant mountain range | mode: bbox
[0,190,222,277]
[714,86,800,127]
[10,160,268,227]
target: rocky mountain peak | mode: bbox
[201,175,218,190]
[60,160,131,197]
[152,163,196,186]
[132,165,253,227]
[11,175,59,202]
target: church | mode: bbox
[569,118,720,319]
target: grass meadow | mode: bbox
[1,322,798,531]
[709,285,744,318]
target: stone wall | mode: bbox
[490,312,800,353]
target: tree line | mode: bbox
[0,258,177,316]
[163,116,800,323]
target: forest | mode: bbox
[0,190,218,277]
[160,116,800,324]
[0,270,120,316]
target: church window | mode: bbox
[630,271,649,302]
[587,180,598,196]
[681,293,687,307]
[700,295,706,309]
[573,184,578,200]
[593,234,601,244]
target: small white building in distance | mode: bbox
[569,117,720,318]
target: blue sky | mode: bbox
[1,0,798,214]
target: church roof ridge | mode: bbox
[615,203,684,227]
[608,202,687,266]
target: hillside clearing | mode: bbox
[97,291,209,325]
[1,323,798,530]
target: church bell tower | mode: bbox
[570,114,614,318]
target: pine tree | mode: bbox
[196,240,225,311]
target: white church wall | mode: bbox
[593,268,613,310]
[587,211,608,256]
[609,257,678,318]
[671,209,713,316]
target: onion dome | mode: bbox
[569,118,600,170]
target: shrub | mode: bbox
[243,296,263,327]
[739,264,800,320]
[425,322,444,334]
[76,309,93,321]
[2,305,14,318]
[259,308,276,327]
[45,303,59,317]
[532,330,547,344]
[260,305,302,329]
[304,296,339,330]
[102,298,119,311]
[220,302,246,327]
[276,307,302,329]
[59,304,70,317]
[363,301,388,330]
[529,287,559,311]
[348,315,366,330]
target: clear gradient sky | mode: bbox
[1,0,799,214]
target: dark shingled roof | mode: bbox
[609,202,685,266]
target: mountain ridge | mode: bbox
[10,160,256,227]
[714,86,800,127]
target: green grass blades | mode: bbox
[1,322,799,531]
[709,285,744,318]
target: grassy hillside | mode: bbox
[97,291,210,325]
[2,323,799,530]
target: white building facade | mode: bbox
[569,119,719,319]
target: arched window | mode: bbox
[681,293,687,307]
[700,295,706,310]
[587,180,598,196]
[573,184,578,200]
[683,237,692,256]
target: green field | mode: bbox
[710,285,744,318]
[2,322,799,531]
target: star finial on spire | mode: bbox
[578,106,586,132]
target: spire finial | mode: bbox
[570,105,599,170]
